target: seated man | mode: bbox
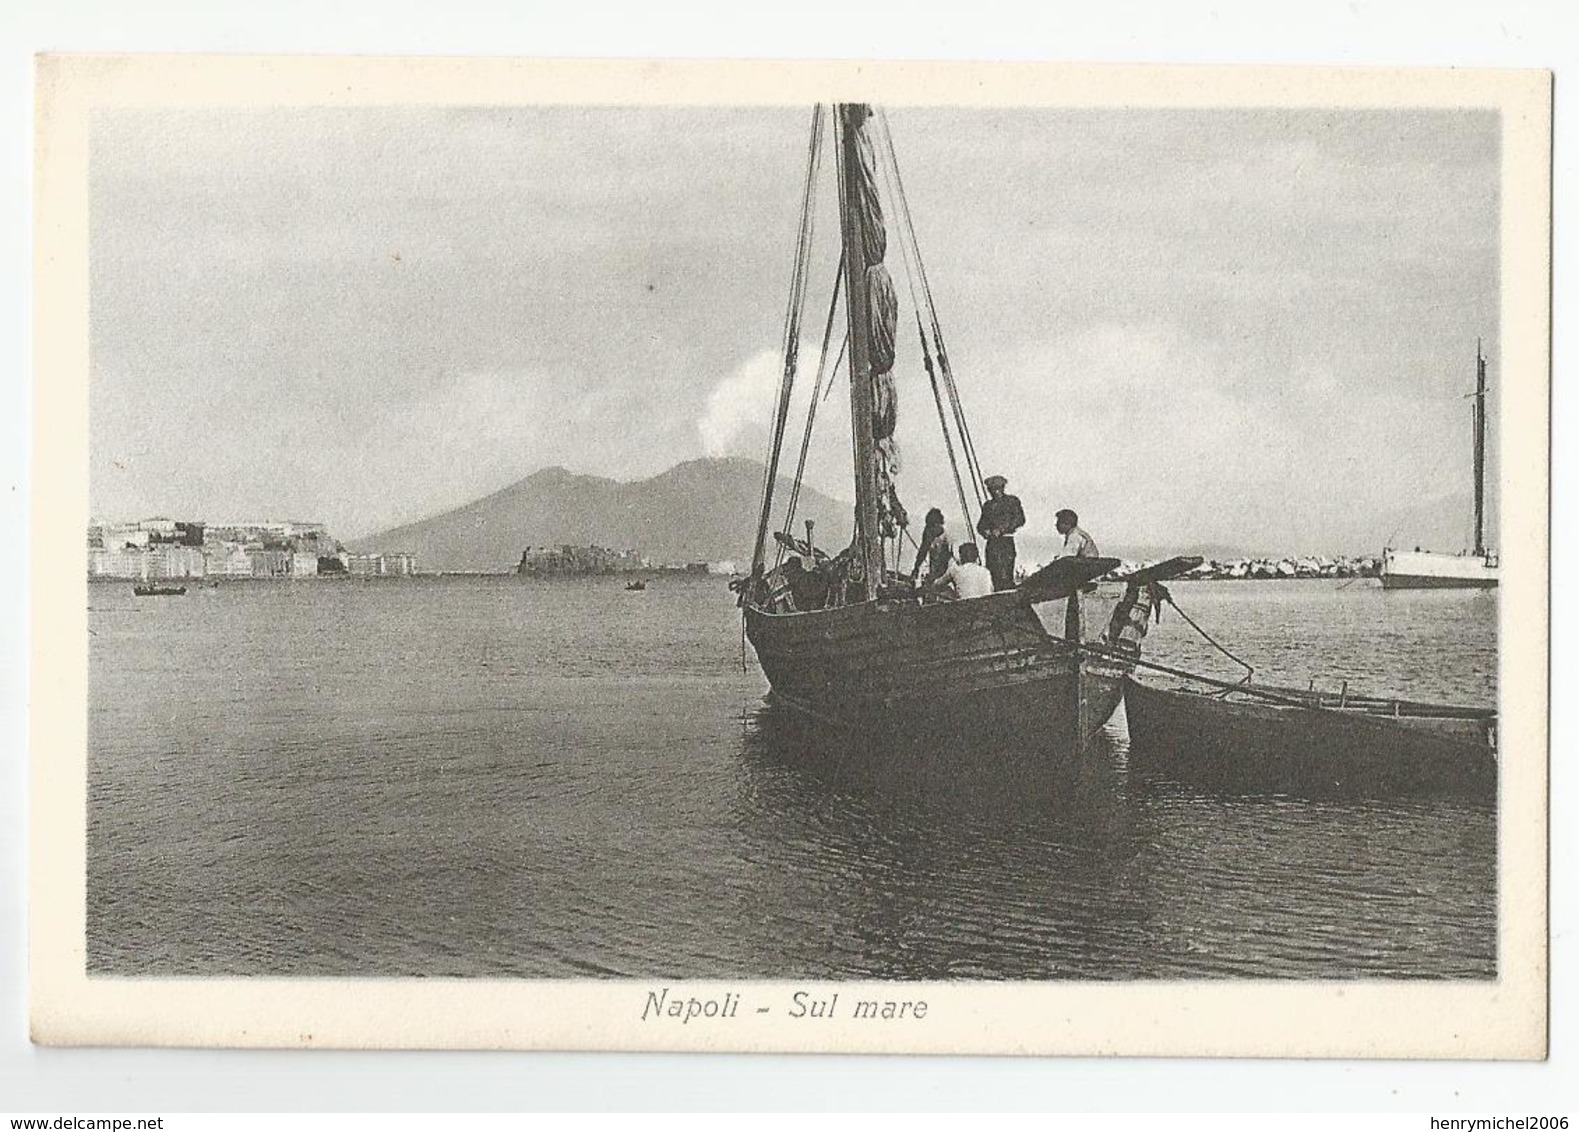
[1054,508,1099,558]
[932,542,994,600]
[782,557,830,611]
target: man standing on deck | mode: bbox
[908,507,954,586]
[1054,508,1100,559]
[976,475,1025,591]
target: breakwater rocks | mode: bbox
[1109,555,1381,582]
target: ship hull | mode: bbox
[1124,677,1496,798]
[744,591,1129,753]
[1380,572,1498,590]
[1380,549,1498,589]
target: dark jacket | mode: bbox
[977,494,1026,540]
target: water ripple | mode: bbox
[88,577,1496,980]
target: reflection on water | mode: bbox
[87,576,1496,980]
[732,699,1494,980]
[735,703,1143,979]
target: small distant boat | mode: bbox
[1124,676,1496,797]
[625,580,647,591]
[132,583,187,597]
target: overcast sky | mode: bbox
[89,105,1498,553]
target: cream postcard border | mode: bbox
[30,56,1552,1056]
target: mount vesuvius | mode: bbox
[352,458,851,573]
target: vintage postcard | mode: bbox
[31,56,1550,1055]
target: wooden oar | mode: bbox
[1120,555,1204,585]
[1016,556,1119,603]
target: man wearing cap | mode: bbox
[976,474,1026,591]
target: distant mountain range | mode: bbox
[353,456,1484,573]
[352,458,851,573]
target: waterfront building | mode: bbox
[205,546,253,578]
[168,521,206,546]
[343,552,417,576]
[104,526,151,551]
[88,545,201,580]
[246,548,292,578]
[88,549,148,580]
[147,545,206,579]
[87,516,347,580]
[209,519,326,541]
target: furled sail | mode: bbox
[852,121,889,266]
[844,105,907,544]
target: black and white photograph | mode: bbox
[29,57,1550,1057]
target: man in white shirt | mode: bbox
[934,542,994,600]
[1054,509,1099,558]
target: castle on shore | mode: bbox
[516,544,647,577]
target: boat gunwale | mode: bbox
[742,586,1040,625]
[1125,676,1496,733]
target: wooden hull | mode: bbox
[1379,572,1498,590]
[1124,677,1496,798]
[745,591,1129,752]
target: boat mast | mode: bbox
[834,104,884,596]
[1473,339,1487,557]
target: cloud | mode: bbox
[697,349,782,457]
[89,106,1498,555]
[334,368,552,536]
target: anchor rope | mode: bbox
[1153,585,1255,684]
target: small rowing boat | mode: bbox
[131,583,187,597]
[1124,675,1495,798]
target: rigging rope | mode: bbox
[750,104,826,576]
[776,254,845,567]
[936,332,987,508]
[822,336,848,403]
[918,317,976,545]
[871,110,981,539]
[876,108,988,510]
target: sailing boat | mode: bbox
[1380,342,1499,589]
[735,104,1192,753]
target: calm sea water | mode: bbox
[87,576,1497,979]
